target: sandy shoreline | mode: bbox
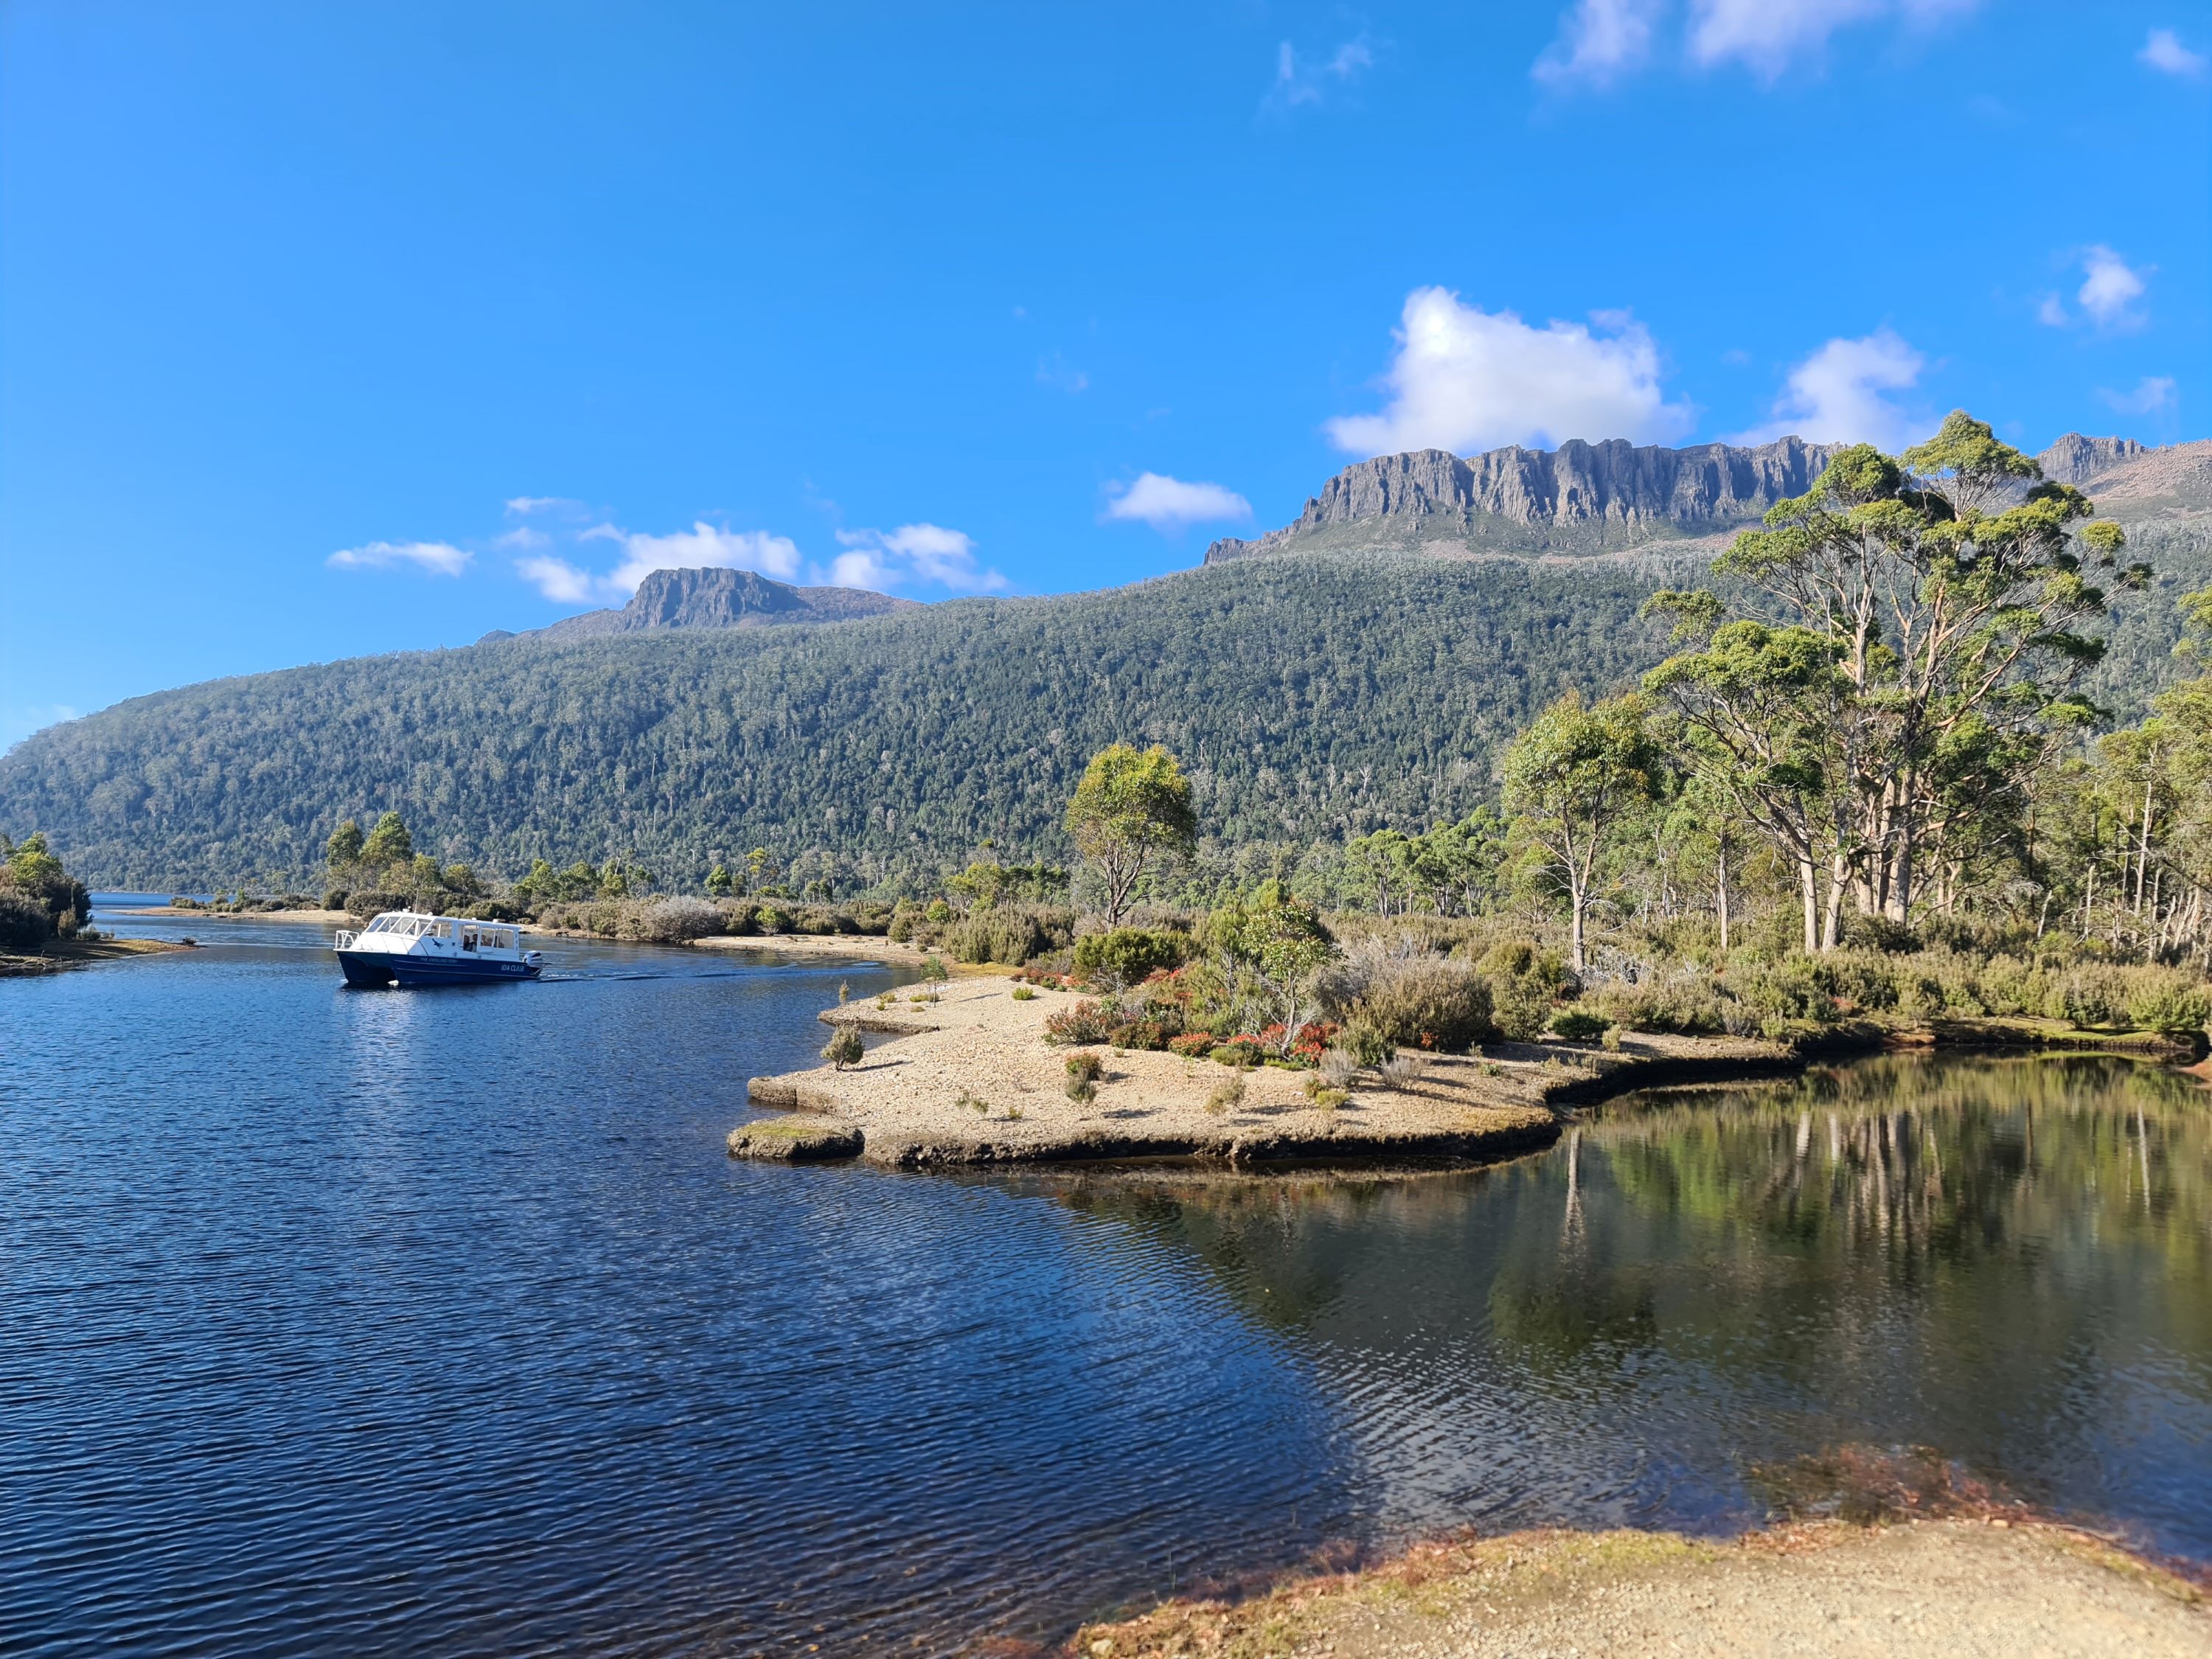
[735,981,2203,1171]
[734,976,1834,1169]
[0,936,192,977]
[1071,1517,2208,1656]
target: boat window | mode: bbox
[431,920,453,940]
[487,928,515,950]
[461,928,479,951]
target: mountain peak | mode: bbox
[485,566,920,644]
[2036,434,2150,486]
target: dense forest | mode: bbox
[2,500,2206,894]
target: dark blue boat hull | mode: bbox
[338,950,541,987]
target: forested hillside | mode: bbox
[5,526,2206,892]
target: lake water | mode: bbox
[5,906,2210,1656]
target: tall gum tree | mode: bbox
[1064,743,1197,927]
[1501,691,1667,973]
[1643,411,2140,950]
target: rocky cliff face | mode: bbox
[1206,437,1837,563]
[2036,434,2149,486]
[490,567,919,644]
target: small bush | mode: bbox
[924,897,954,924]
[1011,985,1037,1001]
[1379,1053,1423,1091]
[620,896,726,944]
[920,953,950,982]
[1476,938,1565,1042]
[1548,1009,1610,1043]
[1591,975,1731,1036]
[950,907,1048,966]
[1204,1074,1245,1115]
[1301,1074,1347,1110]
[1351,958,1495,1052]
[1065,1050,1104,1084]
[821,1027,865,1070]
[1168,1032,1216,1059]
[1318,1047,1360,1089]
[1211,1037,1263,1068]
[322,888,349,911]
[1073,927,1192,989]
[1044,999,1116,1045]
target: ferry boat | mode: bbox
[334,911,545,987]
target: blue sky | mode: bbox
[3,1,2207,748]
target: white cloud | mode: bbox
[326,540,471,577]
[2036,293,2070,327]
[514,554,604,605]
[1732,329,1931,450]
[1104,473,1254,532]
[514,521,804,605]
[601,524,801,591]
[503,495,581,516]
[1325,287,1693,456]
[2078,245,2149,330]
[832,523,1005,594]
[494,526,550,552]
[2098,376,2178,417]
[1534,0,1665,86]
[1547,0,1980,82]
[1267,35,1374,108]
[2140,28,2207,76]
[1037,353,1089,394]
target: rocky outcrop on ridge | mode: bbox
[2035,433,2150,486]
[1206,436,1836,563]
[487,566,919,644]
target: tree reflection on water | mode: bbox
[1036,1055,2212,1557]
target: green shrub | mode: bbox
[322,888,349,911]
[820,1027,865,1070]
[1065,1051,1104,1083]
[950,908,1047,966]
[925,897,954,924]
[920,953,949,981]
[2063,965,2130,1029]
[1590,975,1730,1035]
[1722,956,1837,1029]
[346,889,406,920]
[617,897,726,943]
[1011,985,1037,1002]
[1073,927,1192,988]
[1476,938,1564,1042]
[886,900,920,942]
[2124,969,2212,1034]
[755,905,789,933]
[1548,1009,1610,1043]
[1338,1018,1393,1068]
[1350,959,1494,1051]
[0,891,53,950]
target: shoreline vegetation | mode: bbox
[0,934,190,978]
[732,974,2200,1168]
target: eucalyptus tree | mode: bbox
[1501,691,1669,972]
[1065,743,1198,926]
[1644,412,2138,949]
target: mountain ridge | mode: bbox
[484,566,917,644]
[1206,431,2180,566]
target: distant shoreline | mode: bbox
[0,936,191,978]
